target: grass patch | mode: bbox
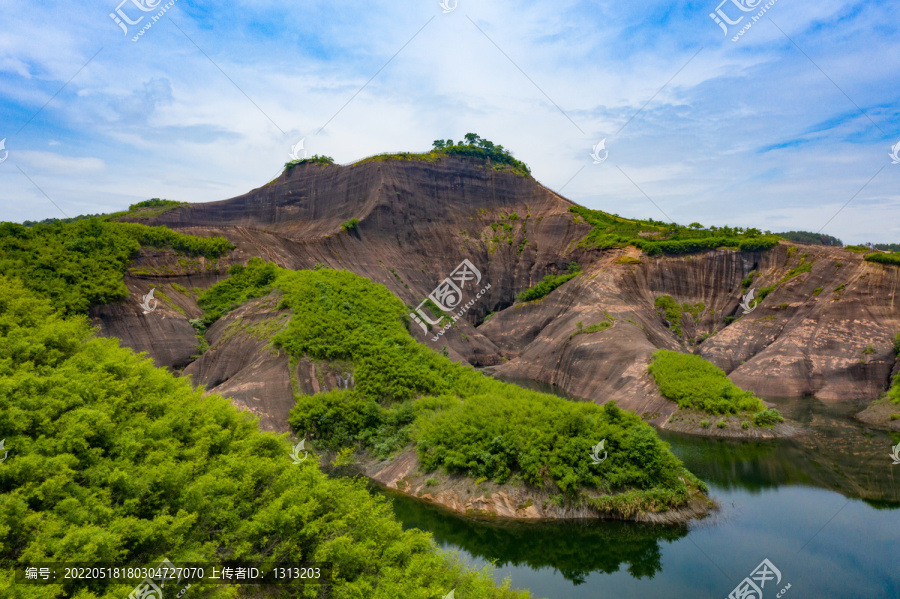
[616,256,642,264]
[569,205,779,256]
[648,350,770,415]
[518,262,581,302]
[571,321,613,338]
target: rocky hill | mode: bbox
[94,154,900,433]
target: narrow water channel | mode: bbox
[382,394,900,598]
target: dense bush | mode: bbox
[0,276,531,599]
[341,218,360,233]
[776,231,843,246]
[753,408,785,427]
[431,134,531,176]
[518,263,581,302]
[195,256,280,326]
[184,263,710,511]
[654,296,684,337]
[284,154,336,170]
[648,350,771,415]
[865,252,900,266]
[0,219,232,314]
[569,205,779,256]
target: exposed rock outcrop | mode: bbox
[96,156,900,431]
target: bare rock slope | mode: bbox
[100,156,900,431]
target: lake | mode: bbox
[384,397,900,598]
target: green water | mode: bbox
[384,396,900,598]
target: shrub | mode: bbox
[700,420,710,428]
[654,295,684,336]
[716,420,727,429]
[0,219,232,314]
[518,264,581,302]
[844,245,869,253]
[341,218,360,233]
[189,264,711,508]
[0,275,531,599]
[753,408,785,427]
[865,253,900,266]
[813,287,823,296]
[648,350,768,415]
[571,321,613,338]
[616,256,642,264]
[741,421,751,429]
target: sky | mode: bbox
[0,0,897,244]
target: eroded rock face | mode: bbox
[96,156,900,432]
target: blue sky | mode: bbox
[0,0,897,243]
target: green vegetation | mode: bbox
[654,295,684,337]
[813,287,823,296]
[648,350,770,416]
[341,218,360,233]
[358,134,532,177]
[775,231,842,246]
[197,260,705,515]
[0,219,232,314]
[571,321,613,338]
[753,409,785,427]
[118,198,187,219]
[518,262,582,302]
[283,154,336,170]
[616,256,642,264]
[865,252,900,266]
[844,245,870,253]
[569,205,779,256]
[196,257,280,327]
[883,332,900,405]
[0,276,531,599]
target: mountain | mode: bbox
[95,153,900,434]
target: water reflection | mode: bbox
[385,488,688,585]
[660,397,900,505]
